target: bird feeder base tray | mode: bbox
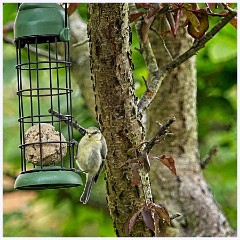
[14,166,83,190]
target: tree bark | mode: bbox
[88,3,152,237]
[146,17,235,237]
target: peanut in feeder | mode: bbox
[25,123,67,166]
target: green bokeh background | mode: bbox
[3,3,237,236]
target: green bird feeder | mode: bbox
[14,3,83,190]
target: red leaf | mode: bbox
[173,10,181,36]
[187,10,209,39]
[129,12,144,23]
[145,4,163,20]
[126,212,140,234]
[131,163,141,187]
[184,4,201,31]
[160,155,177,175]
[141,209,155,231]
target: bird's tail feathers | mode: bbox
[80,179,93,204]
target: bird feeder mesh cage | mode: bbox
[14,3,82,190]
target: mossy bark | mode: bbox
[88,3,152,236]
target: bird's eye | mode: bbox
[93,131,99,135]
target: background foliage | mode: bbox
[3,3,237,236]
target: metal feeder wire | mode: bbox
[14,3,82,190]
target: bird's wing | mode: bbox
[100,135,107,160]
[93,135,107,183]
[94,160,104,183]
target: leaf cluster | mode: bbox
[130,3,237,42]
[125,202,172,236]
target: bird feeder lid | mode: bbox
[14,3,70,42]
[14,166,83,190]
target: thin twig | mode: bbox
[200,145,218,169]
[72,38,89,48]
[135,20,161,113]
[150,27,173,61]
[222,3,235,12]
[48,108,86,135]
[136,9,237,113]
[144,116,176,154]
[170,212,181,221]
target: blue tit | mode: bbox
[76,127,107,204]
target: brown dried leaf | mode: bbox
[67,3,80,15]
[141,209,155,231]
[131,163,141,187]
[160,155,177,175]
[151,203,171,226]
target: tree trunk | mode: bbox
[147,17,235,237]
[88,3,152,237]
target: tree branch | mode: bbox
[48,108,86,135]
[144,116,176,154]
[137,9,237,114]
[200,145,218,169]
[71,38,89,48]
